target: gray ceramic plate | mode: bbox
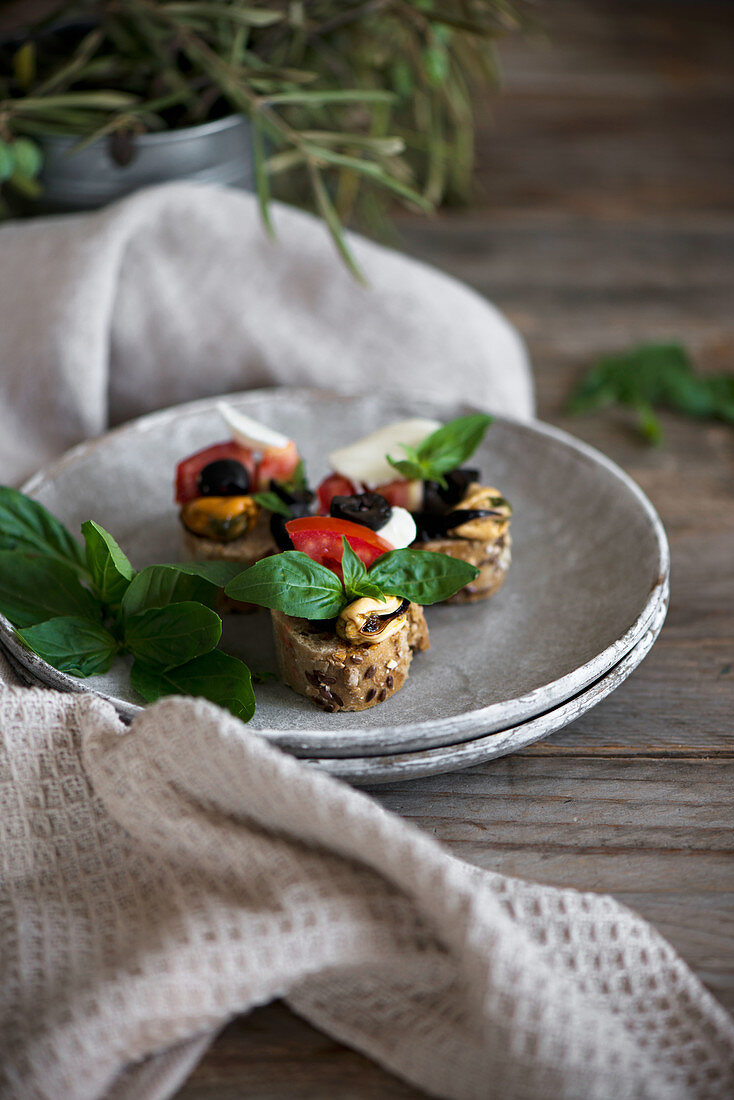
[3,388,669,757]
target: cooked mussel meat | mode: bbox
[336,595,410,645]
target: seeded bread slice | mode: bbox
[417,531,511,604]
[272,604,430,712]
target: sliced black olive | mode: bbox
[413,508,502,541]
[198,458,251,497]
[330,492,391,531]
[423,467,480,512]
[269,479,314,517]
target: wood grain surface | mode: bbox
[177,1,734,1094]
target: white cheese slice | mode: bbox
[218,402,290,452]
[329,418,441,486]
[376,506,416,549]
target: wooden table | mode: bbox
[178,2,734,1095]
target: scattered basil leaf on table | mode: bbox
[568,343,734,445]
[387,414,492,486]
[165,560,245,586]
[121,564,218,616]
[82,520,134,605]
[226,551,346,619]
[123,601,222,670]
[0,487,86,574]
[18,616,118,677]
[0,549,101,627]
[130,651,255,723]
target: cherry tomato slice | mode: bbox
[256,440,301,491]
[316,473,358,514]
[285,516,394,578]
[175,441,256,504]
[373,478,423,511]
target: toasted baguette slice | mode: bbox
[418,531,511,604]
[272,604,429,712]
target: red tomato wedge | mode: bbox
[373,478,423,510]
[175,441,256,504]
[285,516,394,577]
[256,440,301,491]
[316,473,358,514]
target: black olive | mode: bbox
[413,508,501,541]
[269,479,314,517]
[330,492,391,531]
[423,467,480,512]
[270,513,294,552]
[198,458,251,497]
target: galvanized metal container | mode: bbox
[36,114,254,212]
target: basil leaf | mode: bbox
[0,487,86,574]
[122,565,218,617]
[386,455,427,482]
[82,520,135,605]
[17,616,118,677]
[567,343,734,444]
[416,414,492,475]
[283,460,307,492]
[225,551,346,619]
[165,561,245,586]
[340,537,386,604]
[368,548,479,605]
[253,491,292,518]
[0,550,101,627]
[130,651,255,723]
[124,601,222,669]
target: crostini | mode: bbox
[315,415,512,603]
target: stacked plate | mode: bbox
[1,389,669,784]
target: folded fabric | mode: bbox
[0,182,533,486]
[1,681,733,1100]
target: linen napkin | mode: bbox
[1,185,733,1100]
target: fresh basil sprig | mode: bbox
[386,413,492,487]
[253,491,293,518]
[0,487,255,719]
[225,537,478,618]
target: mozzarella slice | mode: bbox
[218,402,290,452]
[376,506,416,549]
[329,418,441,486]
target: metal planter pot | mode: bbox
[36,114,254,212]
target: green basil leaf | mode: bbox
[0,550,101,627]
[283,460,307,492]
[82,520,135,605]
[124,601,222,669]
[130,651,256,723]
[415,414,492,476]
[368,548,479,605]
[0,487,86,574]
[340,536,367,599]
[18,616,117,677]
[122,565,218,617]
[165,560,245,586]
[253,491,292,518]
[225,551,346,619]
[386,456,427,482]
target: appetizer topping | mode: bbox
[317,473,357,513]
[268,480,316,552]
[284,516,394,576]
[217,402,290,452]
[255,439,300,490]
[423,467,479,512]
[375,505,417,550]
[371,478,424,512]
[180,496,260,542]
[330,491,391,531]
[385,414,492,486]
[329,418,441,487]
[450,484,512,540]
[336,595,410,646]
[198,458,251,497]
[176,441,256,504]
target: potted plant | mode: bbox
[0,1,522,273]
